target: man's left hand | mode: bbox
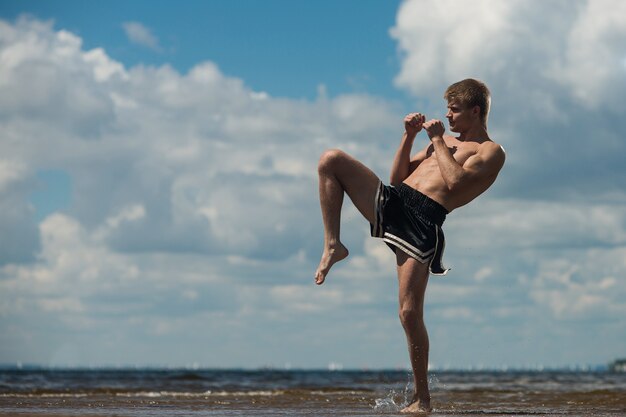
[422,119,445,141]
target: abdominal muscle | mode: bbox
[403,162,460,212]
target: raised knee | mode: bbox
[318,148,346,173]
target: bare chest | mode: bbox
[422,140,479,167]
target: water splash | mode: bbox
[373,374,412,412]
[373,373,444,412]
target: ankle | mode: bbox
[411,393,430,404]
[324,239,343,249]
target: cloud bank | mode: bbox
[1,0,625,368]
[0,16,402,367]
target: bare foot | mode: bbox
[401,396,431,414]
[314,242,349,285]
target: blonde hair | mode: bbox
[444,79,491,127]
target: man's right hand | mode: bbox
[404,113,425,137]
[422,119,446,141]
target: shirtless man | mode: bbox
[314,79,505,413]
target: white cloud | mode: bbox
[551,0,626,107]
[0,16,403,366]
[447,199,626,251]
[391,0,626,110]
[83,47,128,82]
[107,204,146,228]
[0,159,27,192]
[122,21,162,52]
[1,8,625,368]
[527,247,626,318]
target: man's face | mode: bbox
[445,100,476,133]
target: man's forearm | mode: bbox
[431,136,465,190]
[389,132,415,185]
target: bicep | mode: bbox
[462,146,505,180]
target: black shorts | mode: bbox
[370,182,449,275]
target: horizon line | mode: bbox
[0,362,617,372]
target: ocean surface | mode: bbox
[1,368,625,416]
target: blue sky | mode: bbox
[1,0,625,370]
[2,0,402,99]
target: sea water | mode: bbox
[1,368,625,416]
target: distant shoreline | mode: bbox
[0,364,617,372]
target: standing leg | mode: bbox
[315,149,381,285]
[396,251,432,413]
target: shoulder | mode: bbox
[478,140,506,163]
[461,139,505,175]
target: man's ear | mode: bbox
[472,105,481,118]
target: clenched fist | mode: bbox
[422,119,445,141]
[404,113,425,137]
